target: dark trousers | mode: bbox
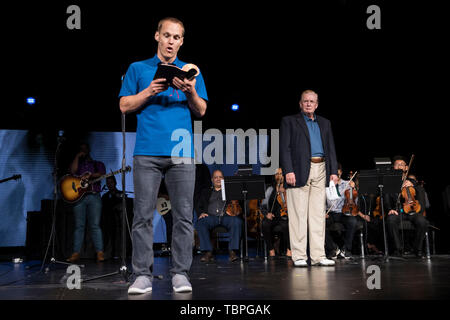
[196,215,243,252]
[386,213,429,253]
[325,211,357,254]
[366,218,383,249]
[261,217,290,252]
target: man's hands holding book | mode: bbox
[172,76,196,95]
[148,78,169,97]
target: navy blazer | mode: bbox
[280,112,338,188]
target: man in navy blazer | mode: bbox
[280,90,338,267]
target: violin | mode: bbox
[372,196,382,219]
[395,154,421,215]
[226,200,242,217]
[275,182,288,217]
[401,186,421,214]
[247,199,264,236]
[342,171,359,216]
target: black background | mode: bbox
[2,1,449,249]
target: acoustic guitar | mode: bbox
[60,166,131,203]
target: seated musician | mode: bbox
[385,156,429,257]
[195,169,242,262]
[362,193,383,255]
[260,168,291,258]
[325,164,370,259]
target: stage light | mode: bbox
[231,104,239,111]
[26,97,36,105]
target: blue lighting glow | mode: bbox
[26,97,36,105]
[231,104,239,111]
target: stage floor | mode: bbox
[1,253,449,300]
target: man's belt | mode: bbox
[311,157,325,163]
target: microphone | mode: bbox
[57,130,66,143]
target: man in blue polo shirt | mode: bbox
[119,17,207,294]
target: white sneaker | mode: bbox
[313,258,336,266]
[172,274,192,293]
[128,276,152,294]
[293,259,308,267]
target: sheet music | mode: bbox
[221,179,226,201]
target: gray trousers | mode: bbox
[131,156,195,279]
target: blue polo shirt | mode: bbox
[302,112,324,157]
[119,55,208,158]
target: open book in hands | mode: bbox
[153,63,200,88]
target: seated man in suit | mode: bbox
[195,169,242,262]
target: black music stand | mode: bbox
[39,131,84,273]
[359,167,403,262]
[223,175,266,261]
[82,78,131,284]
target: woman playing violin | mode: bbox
[325,164,370,260]
[260,168,291,258]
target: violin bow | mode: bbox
[269,182,281,214]
[348,170,358,185]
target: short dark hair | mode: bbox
[212,169,223,177]
[392,155,407,164]
[79,142,90,151]
[106,176,116,183]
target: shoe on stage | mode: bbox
[128,276,152,294]
[312,258,336,266]
[200,251,215,263]
[293,259,308,267]
[172,274,192,293]
[66,252,80,263]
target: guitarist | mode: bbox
[67,142,106,263]
[384,155,429,257]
